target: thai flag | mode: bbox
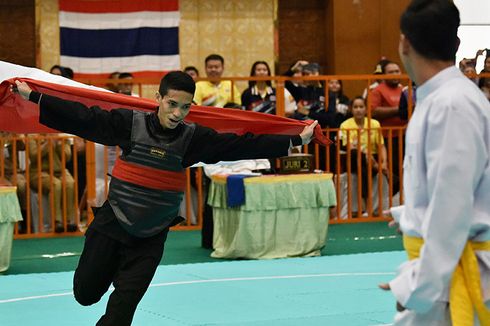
[59,0,180,79]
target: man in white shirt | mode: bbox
[380,1,490,325]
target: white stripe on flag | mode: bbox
[59,11,180,30]
[60,55,180,74]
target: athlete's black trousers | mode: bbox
[73,222,168,325]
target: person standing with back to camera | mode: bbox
[10,71,317,325]
[379,1,490,325]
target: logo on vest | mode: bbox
[150,147,166,158]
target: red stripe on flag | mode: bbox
[59,0,179,13]
[74,71,171,86]
[112,159,186,191]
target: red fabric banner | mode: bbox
[0,78,329,145]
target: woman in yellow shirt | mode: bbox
[340,96,388,216]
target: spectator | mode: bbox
[460,48,489,75]
[370,61,404,194]
[0,132,27,230]
[106,71,120,93]
[241,61,296,116]
[371,61,403,121]
[293,63,326,121]
[49,65,74,79]
[66,137,86,205]
[340,96,388,216]
[460,60,479,85]
[184,66,199,81]
[478,50,490,91]
[481,50,490,73]
[117,72,136,96]
[327,79,350,124]
[362,57,391,99]
[241,61,275,114]
[292,63,340,171]
[193,54,241,107]
[28,134,77,233]
[480,75,490,101]
[293,63,346,129]
[284,60,308,102]
[398,83,417,121]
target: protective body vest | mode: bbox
[108,111,196,237]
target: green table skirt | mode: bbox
[0,187,22,272]
[208,174,336,259]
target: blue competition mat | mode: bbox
[0,251,406,326]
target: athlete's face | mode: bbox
[156,89,193,129]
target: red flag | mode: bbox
[0,78,329,145]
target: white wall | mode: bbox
[454,0,490,71]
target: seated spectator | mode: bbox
[241,61,276,114]
[370,60,404,194]
[241,61,296,116]
[340,97,388,216]
[118,72,137,96]
[293,63,326,121]
[184,66,199,81]
[461,61,479,85]
[480,76,490,102]
[478,50,490,91]
[0,132,27,230]
[370,61,403,121]
[28,134,77,233]
[94,143,118,207]
[283,60,308,102]
[293,64,346,129]
[194,54,241,107]
[398,82,417,121]
[66,137,86,211]
[223,102,242,109]
[327,79,350,126]
[362,57,390,99]
[49,65,74,79]
[481,49,490,73]
[106,71,120,92]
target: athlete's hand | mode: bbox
[300,120,318,145]
[10,80,32,100]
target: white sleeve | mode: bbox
[390,205,404,223]
[389,101,487,312]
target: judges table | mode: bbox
[208,173,336,259]
[0,186,23,272]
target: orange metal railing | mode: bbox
[9,71,489,237]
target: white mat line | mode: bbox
[0,271,395,304]
[0,292,73,304]
[148,272,396,288]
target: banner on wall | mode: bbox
[59,0,180,80]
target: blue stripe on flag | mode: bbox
[60,27,179,58]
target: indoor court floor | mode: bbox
[0,251,405,325]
